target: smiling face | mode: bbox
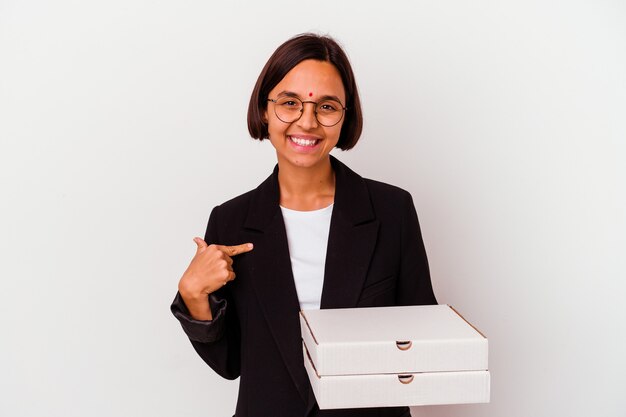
[264,59,346,170]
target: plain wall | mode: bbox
[1,1,625,416]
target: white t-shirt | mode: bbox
[280,203,334,310]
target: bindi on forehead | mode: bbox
[309,92,313,97]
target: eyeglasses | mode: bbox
[267,96,347,127]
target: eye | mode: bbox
[318,101,340,113]
[276,97,300,106]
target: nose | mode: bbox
[296,102,319,129]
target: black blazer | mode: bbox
[171,156,437,417]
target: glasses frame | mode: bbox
[267,96,347,127]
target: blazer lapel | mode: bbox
[240,166,310,404]
[239,156,380,405]
[320,156,379,309]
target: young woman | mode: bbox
[171,33,437,417]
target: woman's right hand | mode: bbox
[178,237,254,320]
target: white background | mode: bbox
[1,1,625,416]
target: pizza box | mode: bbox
[299,304,490,409]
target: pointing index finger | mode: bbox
[222,243,254,257]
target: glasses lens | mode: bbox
[273,97,303,123]
[316,99,344,127]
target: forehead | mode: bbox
[271,59,345,101]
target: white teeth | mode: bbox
[290,136,318,147]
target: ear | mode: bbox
[262,108,268,124]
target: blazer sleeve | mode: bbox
[170,205,241,380]
[396,191,438,306]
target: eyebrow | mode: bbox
[276,90,344,103]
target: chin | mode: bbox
[281,153,329,169]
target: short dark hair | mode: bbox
[247,33,363,151]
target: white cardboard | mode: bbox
[304,344,490,409]
[299,304,490,409]
[299,304,488,375]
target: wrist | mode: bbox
[178,287,213,321]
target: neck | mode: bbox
[277,157,336,211]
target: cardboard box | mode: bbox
[299,304,490,409]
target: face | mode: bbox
[264,59,346,170]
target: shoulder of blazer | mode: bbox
[362,176,413,202]
[209,165,279,233]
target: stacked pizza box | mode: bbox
[299,304,490,409]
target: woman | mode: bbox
[171,33,437,417]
